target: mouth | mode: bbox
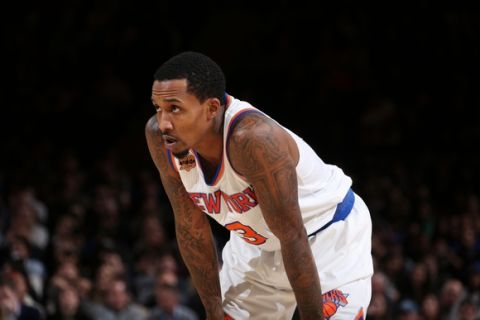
[162,135,178,149]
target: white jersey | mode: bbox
[168,95,352,251]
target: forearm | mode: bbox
[175,220,223,319]
[145,120,224,319]
[281,234,324,320]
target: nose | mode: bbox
[157,112,173,133]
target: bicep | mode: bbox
[228,115,304,240]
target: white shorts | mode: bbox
[220,194,374,319]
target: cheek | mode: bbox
[179,118,203,138]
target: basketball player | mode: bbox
[145,52,373,320]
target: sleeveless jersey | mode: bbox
[168,96,352,251]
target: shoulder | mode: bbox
[228,112,296,177]
[145,115,178,179]
[229,112,278,143]
[145,115,161,141]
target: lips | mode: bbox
[162,135,178,149]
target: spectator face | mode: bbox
[55,215,77,238]
[143,216,166,247]
[9,237,29,261]
[58,287,80,316]
[54,238,79,264]
[12,204,36,229]
[100,251,125,275]
[459,300,477,320]
[156,254,178,274]
[421,294,439,319]
[441,280,463,307]
[155,272,179,314]
[57,261,79,281]
[105,280,130,312]
[411,263,427,287]
[96,264,116,293]
[461,226,476,248]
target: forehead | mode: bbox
[151,79,189,100]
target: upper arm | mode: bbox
[227,114,303,241]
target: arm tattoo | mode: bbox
[229,114,324,319]
[145,116,223,317]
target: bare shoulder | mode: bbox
[145,115,164,155]
[230,112,272,138]
[228,113,297,180]
[145,115,174,176]
[145,115,161,141]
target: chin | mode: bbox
[173,149,190,159]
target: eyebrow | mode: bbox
[151,95,183,104]
[162,97,182,103]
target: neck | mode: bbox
[195,109,225,166]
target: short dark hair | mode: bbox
[154,51,226,105]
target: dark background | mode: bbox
[1,1,480,319]
[3,2,479,173]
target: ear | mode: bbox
[206,98,221,120]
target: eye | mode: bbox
[171,105,180,113]
[154,105,161,113]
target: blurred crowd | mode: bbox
[0,152,204,320]
[2,2,480,319]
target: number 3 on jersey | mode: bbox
[225,221,267,245]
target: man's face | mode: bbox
[151,79,211,158]
[106,280,129,311]
[155,272,179,313]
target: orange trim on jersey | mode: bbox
[211,159,225,185]
[354,307,364,320]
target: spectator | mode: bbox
[86,276,148,320]
[148,270,198,320]
[420,293,440,320]
[457,296,479,320]
[439,279,467,319]
[1,5,480,320]
[0,277,42,320]
[367,293,389,320]
[5,234,46,302]
[46,261,92,315]
[398,299,421,320]
[47,286,93,320]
